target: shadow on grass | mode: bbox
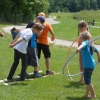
[66,96,89,100]
[10,82,28,86]
[64,81,84,88]
[5,73,47,86]
[56,92,88,100]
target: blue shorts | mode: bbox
[84,68,94,85]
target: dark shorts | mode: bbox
[37,43,51,59]
[84,68,94,85]
[27,47,38,67]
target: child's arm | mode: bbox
[76,44,84,53]
[9,37,25,48]
[11,33,21,43]
[49,30,55,41]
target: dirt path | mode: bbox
[2,17,100,50]
[3,16,60,33]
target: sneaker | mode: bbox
[7,77,12,80]
[46,70,55,75]
[6,78,15,82]
[33,73,42,78]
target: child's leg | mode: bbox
[45,57,50,71]
[78,53,84,82]
[34,67,38,71]
[88,83,96,98]
[19,52,27,81]
[84,68,95,98]
[85,85,90,97]
[7,49,20,80]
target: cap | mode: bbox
[36,16,45,24]
[38,12,46,18]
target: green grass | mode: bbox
[50,11,100,44]
[0,36,100,100]
[0,11,100,100]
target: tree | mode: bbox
[0,0,50,23]
[79,0,90,10]
[49,0,100,12]
[69,0,80,12]
[90,0,98,10]
[97,0,100,9]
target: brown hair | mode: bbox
[11,27,17,31]
[78,20,88,31]
[32,23,43,31]
[81,31,94,54]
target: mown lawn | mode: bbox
[0,10,100,100]
[0,36,100,100]
[50,10,100,44]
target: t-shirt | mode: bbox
[81,40,98,69]
[28,33,37,48]
[26,21,37,48]
[37,22,53,45]
[26,21,35,28]
[14,28,33,54]
[11,31,19,40]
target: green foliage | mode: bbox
[0,0,50,23]
[49,0,100,12]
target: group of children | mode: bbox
[7,12,100,99]
[7,12,55,81]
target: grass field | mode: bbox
[0,37,100,100]
[0,10,100,100]
[50,10,100,44]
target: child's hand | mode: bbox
[10,41,14,44]
[37,39,39,43]
[76,49,80,53]
[9,44,14,48]
[51,36,55,41]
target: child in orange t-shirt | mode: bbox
[78,20,92,83]
[37,12,55,75]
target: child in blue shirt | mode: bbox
[26,16,45,78]
[76,31,100,99]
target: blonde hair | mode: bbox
[32,23,43,31]
[81,31,94,54]
[38,12,46,18]
[80,31,91,41]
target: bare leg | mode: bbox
[45,58,50,71]
[80,73,84,82]
[85,85,90,97]
[85,83,96,98]
[89,83,96,98]
[34,67,38,72]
